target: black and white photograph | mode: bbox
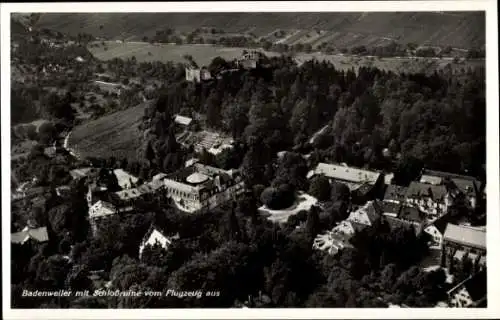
[1,1,499,319]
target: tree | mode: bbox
[272,152,308,191]
[38,122,57,145]
[222,100,250,138]
[141,243,170,268]
[260,185,295,210]
[205,91,222,128]
[66,264,93,292]
[305,206,321,239]
[308,175,331,201]
[208,56,230,75]
[34,254,72,290]
[330,181,350,202]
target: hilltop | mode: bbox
[34,12,485,49]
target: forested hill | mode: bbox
[33,12,485,49]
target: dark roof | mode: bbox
[406,182,447,201]
[354,183,374,196]
[398,205,426,223]
[449,271,487,303]
[350,221,368,232]
[450,178,481,197]
[385,216,420,235]
[464,271,487,302]
[381,201,402,215]
[383,185,408,202]
[26,186,45,197]
[421,169,478,182]
[366,200,383,221]
[432,213,452,234]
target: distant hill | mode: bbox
[33,12,485,49]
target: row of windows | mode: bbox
[444,242,486,254]
[166,187,198,200]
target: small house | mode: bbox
[11,226,49,245]
[139,227,179,259]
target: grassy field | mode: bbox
[89,41,280,67]
[89,41,484,74]
[68,102,147,160]
[35,12,485,49]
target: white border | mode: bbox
[1,1,498,319]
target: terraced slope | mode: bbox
[68,102,148,160]
[34,12,485,49]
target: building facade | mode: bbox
[405,181,452,220]
[442,224,486,273]
[185,67,212,83]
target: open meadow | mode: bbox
[89,41,278,67]
[89,41,484,74]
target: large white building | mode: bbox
[159,163,245,213]
[87,163,245,234]
[307,162,383,193]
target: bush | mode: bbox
[253,184,266,201]
[260,184,295,210]
[331,181,350,202]
[308,175,331,201]
[38,122,57,145]
[24,124,38,141]
[260,187,277,208]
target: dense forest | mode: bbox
[135,54,485,185]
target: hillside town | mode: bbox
[9,11,488,310]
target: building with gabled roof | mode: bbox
[405,181,452,218]
[113,169,138,190]
[174,114,193,127]
[442,223,486,272]
[423,213,453,246]
[307,163,383,193]
[11,226,49,245]
[347,200,382,227]
[139,226,180,259]
[398,205,427,224]
[443,224,486,251]
[419,168,482,209]
[88,200,117,220]
[383,184,408,203]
